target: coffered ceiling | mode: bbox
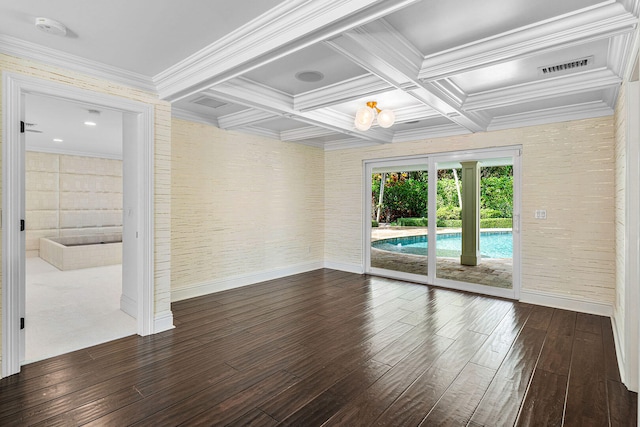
[1,0,638,150]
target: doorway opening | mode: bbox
[365,148,521,299]
[23,94,136,363]
[2,73,156,378]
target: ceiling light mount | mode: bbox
[354,101,395,131]
[295,71,324,82]
[35,17,68,37]
[84,109,100,126]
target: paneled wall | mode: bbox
[25,151,123,257]
[171,119,324,299]
[324,117,616,305]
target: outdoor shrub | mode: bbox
[480,208,502,219]
[437,219,462,227]
[480,218,512,228]
[396,217,428,226]
[372,220,379,227]
[437,206,461,220]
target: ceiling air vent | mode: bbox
[193,96,228,109]
[539,56,593,75]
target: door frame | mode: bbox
[2,72,155,377]
[364,146,522,300]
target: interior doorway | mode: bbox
[365,147,521,299]
[2,73,156,378]
[23,93,135,363]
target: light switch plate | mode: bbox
[535,209,547,219]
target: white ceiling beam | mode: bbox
[281,127,337,141]
[392,124,471,143]
[294,74,392,111]
[205,78,393,144]
[419,2,637,81]
[463,68,622,110]
[155,0,422,102]
[172,108,219,127]
[327,20,490,132]
[218,109,277,129]
[488,100,614,131]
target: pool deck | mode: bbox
[370,226,513,289]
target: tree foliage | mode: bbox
[372,167,513,224]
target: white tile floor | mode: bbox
[25,257,137,364]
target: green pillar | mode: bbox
[460,161,480,266]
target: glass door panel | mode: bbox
[369,166,429,279]
[434,159,514,290]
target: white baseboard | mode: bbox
[171,261,324,302]
[154,312,175,333]
[519,289,613,317]
[323,261,364,274]
[120,294,137,317]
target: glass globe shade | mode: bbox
[354,106,375,131]
[377,109,396,128]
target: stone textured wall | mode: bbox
[25,151,123,257]
[171,119,324,296]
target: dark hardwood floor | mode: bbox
[0,269,636,426]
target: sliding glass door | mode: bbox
[365,148,520,299]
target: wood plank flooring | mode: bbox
[0,269,636,426]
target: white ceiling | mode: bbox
[25,94,123,159]
[1,0,638,151]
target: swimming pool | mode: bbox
[371,231,512,259]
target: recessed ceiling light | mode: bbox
[295,71,324,83]
[84,109,100,126]
[35,17,67,37]
[53,138,63,142]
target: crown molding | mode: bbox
[392,123,471,143]
[0,35,156,93]
[619,0,640,16]
[281,126,336,141]
[392,105,441,123]
[238,126,281,141]
[463,68,622,110]
[154,0,421,102]
[419,2,637,81]
[609,32,636,76]
[218,109,276,129]
[294,74,391,111]
[172,107,219,127]
[324,137,379,151]
[488,100,614,131]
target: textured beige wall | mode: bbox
[171,119,324,293]
[0,53,172,366]
[325,117,616,304]
[614,82,626,346]
[25,151,123,257]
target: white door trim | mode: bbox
[363,146,522,300]
[1,72,155,378]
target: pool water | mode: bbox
[372,231,512,259]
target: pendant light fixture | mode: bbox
[354,101,395,131]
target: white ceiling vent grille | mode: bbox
[539,56,593,75]
[193,97,228,109]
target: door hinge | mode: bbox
[20,219,25,231]
[20,121,25,134]
[20,317,24,330]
